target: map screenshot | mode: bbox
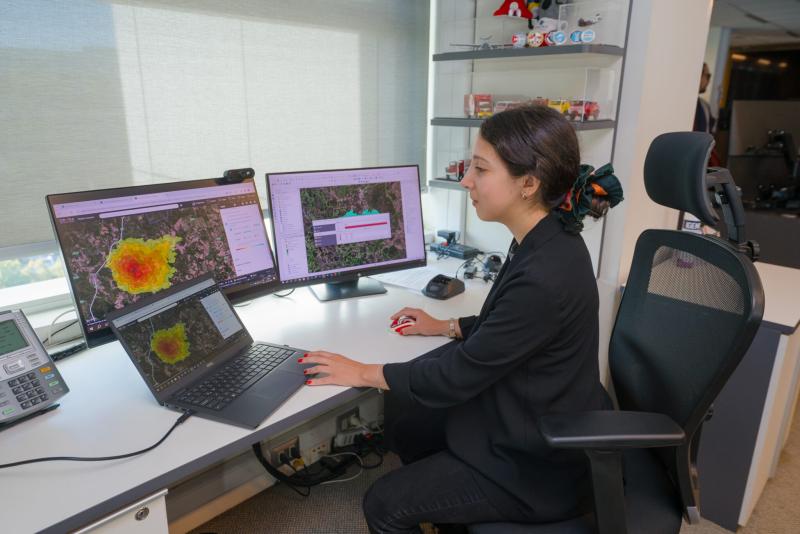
[300,182,407,273]
[268,166,426,284]
[50,181,276,336]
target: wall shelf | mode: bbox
[428,178,466,191]
[432,44,624,62]
[430,117,616,131]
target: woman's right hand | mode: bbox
[390,307,448,336]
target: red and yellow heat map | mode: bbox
[150,322,190,364]
[107,235,181,294]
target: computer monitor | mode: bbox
[47,177,278,347]
[266,165,426,301]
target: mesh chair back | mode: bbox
[611,229,763,430]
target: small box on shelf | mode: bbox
[464,93,493,118]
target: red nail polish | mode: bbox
[297,358,304,362]
[303,370,308,374]
[303,353,308,357]
[306,380,312,385]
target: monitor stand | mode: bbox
[308,278,387,302]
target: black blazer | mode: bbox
[383,212,607,521]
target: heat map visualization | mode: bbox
[58,206,239,322]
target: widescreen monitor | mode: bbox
[47,177,278,347]
[266,165,426,301]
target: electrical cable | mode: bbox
[42,310,79,347]
[0,410,194,469]
[49,341,88,361]
[43,319,79,348]
[454,258,475,279]
[273,288,295,298]
[250,417,386,493]
[319,452,363,485]
[252,442,311,497]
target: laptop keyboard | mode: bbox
[175,344,300,411]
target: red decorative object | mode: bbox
[493,0,533,19]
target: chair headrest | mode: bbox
[644,132,719,227]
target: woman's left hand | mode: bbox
[300,351,388,389]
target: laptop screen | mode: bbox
[109,276,250,396]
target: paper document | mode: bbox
[371,266,450,292]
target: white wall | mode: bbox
[594,0,713,382]
[599,0,713,287]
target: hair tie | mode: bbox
[557,163,624,234]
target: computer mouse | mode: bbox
[390,315,416,334]
[422,274,465,300]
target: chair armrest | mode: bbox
[538,410,685,450]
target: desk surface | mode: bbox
[754,262,800,333]
[0,259,490,534]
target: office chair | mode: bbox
[469,132,765,534]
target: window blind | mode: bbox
[0,0,429,248]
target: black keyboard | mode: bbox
[175,344,299,411]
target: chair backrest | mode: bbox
[609,132,765,519]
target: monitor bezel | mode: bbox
[46,177,279,348]
[265,164,427,291]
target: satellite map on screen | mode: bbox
[58,206,238,322]
[300,182,406,272]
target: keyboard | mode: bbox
[175,344,298,411]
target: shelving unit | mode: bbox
[428,178,466,191]
[430,117,615,130]
[432,44,624,62]
[424,0,631,275]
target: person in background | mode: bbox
[694,62,715,134]
[300,106,622,533]
[691,61,721,211]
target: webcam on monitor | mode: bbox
[222,168,255,183]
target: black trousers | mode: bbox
[362,392,539,534]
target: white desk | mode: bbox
[696,261,800,530]
[740,263,800,524]
[0,261,491,534]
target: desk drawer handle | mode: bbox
[134,507,150,521]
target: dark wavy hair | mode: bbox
[479,105,580,209]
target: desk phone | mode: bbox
[0,310,69,426]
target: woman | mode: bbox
[300,105,619,532]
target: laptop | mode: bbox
[106,274,307,429]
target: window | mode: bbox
[0,251,63,289]
[0,0,430,310]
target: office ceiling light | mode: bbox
[756,58,772,66]
[778,61,789,68]
[731,53,748,61]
